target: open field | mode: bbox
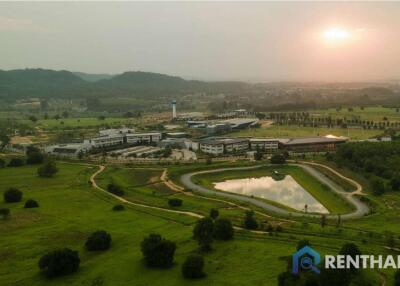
[0,160,396,285]
[309,106,400,122]
[230,125,383,140]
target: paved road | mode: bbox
[180,163,369,220]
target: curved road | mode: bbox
[180,163,369,220]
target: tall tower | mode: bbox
[171,100,177,119]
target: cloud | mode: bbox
[0,17,51,32]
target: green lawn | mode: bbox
[0,162,320,286]
[230,125,382,140]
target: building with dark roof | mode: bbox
[278,136,348,152]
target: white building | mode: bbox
[199,138,249,155]
[44,142,92,157]
[199,139,225,155]
[89,134,125,148]
[249,138,280,152]
[125,132,162,144]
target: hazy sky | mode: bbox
[1,2,400,82]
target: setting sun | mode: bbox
[323,27,351,42]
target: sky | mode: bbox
[1,1,400,82]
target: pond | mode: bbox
[213,175,329,213]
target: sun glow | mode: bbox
[323,28,351,42]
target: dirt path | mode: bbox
[89,165,203,218]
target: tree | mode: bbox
[193,217,214,251]
[371,178,385,196]
[320,214,327,228]
[296,239,310,251]
[244,210,258,230]
[106,183,124,196]
[210,208,219,220]
[182,254,205,279]
[0,132,10,150]
[214,218,234,240]
[4,188,23,203]
[38,248,80,278]
[254,150,263,161]
[8,157,25,167]
[394,269,400,286]
[38,161,58,178]
[24,199,39,208]
[112,204,125,211]
[140,234,176,268]
[391,177,400,191]
[28,115,38,122]
[339,243,361,273]
[0,208,10,219]
[85,230,112,251]
[168,198,183,207]
[27,151,44,165]
[270,153,286,164]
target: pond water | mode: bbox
[213,175,329,213]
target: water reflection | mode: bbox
[214,176,328,214]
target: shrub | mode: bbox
[141,234,176,268]
[193,217,214,251]
[27,152,44,165]
[24,199,39,208]
[296,239,310,250]
[8,157,25,167]
[168,198,183,207]
[38,248,80,278]
[0,208,10,219]
[0,158,5,168]
[270,154,286,164]
[210,208,219,220]
[85,230,112,251]
[112,204,125,211]
[38,161,58,178]
[244,211,258,230]
[371,178,385,196]
[214,218,234,240]
[4,188,23,203]
[395,269,400,286]
[182,254,205,279]
[106,183,124,196]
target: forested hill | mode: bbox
[0,69,249,100]
[0,69,87,99]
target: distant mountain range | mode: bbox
[0,68,249,101]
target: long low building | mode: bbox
[278,136,348,152]
[249,138,280,152]
[199,138,249,155]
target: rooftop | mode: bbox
[279,137,348,145]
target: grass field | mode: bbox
[192,165,354,215]
[310,106,400,122]
[0,162,328,286]
[0,161,397,285]
[230,125,382,140]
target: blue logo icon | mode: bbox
[292,246,320,274]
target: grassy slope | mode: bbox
[193,165,354,215]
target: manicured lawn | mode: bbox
[230,125,382,140]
